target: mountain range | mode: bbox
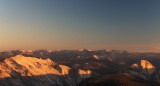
[0,49,159,86]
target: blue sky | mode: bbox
[0,0,160,52]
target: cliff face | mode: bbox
[0,55,92,86]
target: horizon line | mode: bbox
[0,49,160,53]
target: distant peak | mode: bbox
[78,49,93,52]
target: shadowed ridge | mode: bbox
[0,74,74,86]
[81,73,153,86]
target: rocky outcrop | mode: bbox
[130,60,160,84]
[140,60,156,75]
[131,63,139,70]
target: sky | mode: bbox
[0,0,160,52]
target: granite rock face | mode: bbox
[0,55,92,86]
[140,60,156,75]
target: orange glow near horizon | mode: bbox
[0,0,160,53]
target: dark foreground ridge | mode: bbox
[0,73,156,86]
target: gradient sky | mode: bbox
[0,0,160,52]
